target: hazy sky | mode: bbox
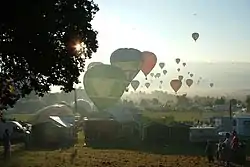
[52,0,250,92]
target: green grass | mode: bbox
[142,111,228,122]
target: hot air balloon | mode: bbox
[186,79,193,87]
[210,83,214,87]
[177,68,180,72]
[110,48,142,83]
[190,73,194,77]
[178,75,184,81]
[87,62,103,70]
[131,80,140,91]
[150,73,154,77]
[141,51,157,79]
[160,80,163,84]
[176,58,180,64]
[159,62,165,69]
[83,64,127,110]
[182,62,186,67]
[170,79,182,93]
[192,32,199,42]
[188,72,190,75]
[155,73,161,78]
[163,70,167,75]
[145,82,150,88]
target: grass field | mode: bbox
[0,112,248,167]
[1,139,249,167]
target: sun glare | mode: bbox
[74,43,82,51]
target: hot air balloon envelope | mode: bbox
[110,48,142,83]
[84,64,127,110]
[141,51,157,77]
[186,79,193,87]
[192,32,199,41]
[159,62,165,69]
[131,80,140,91]
[87,62,103,70]
[170,79,182,93]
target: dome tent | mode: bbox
[72,99,92,113]
[30,104,74,125]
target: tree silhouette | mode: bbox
[0,0,99,109]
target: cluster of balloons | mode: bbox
[83,47,214,111]
[83,48,157,110]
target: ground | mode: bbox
[0,143,225,167]
[0,111,237,167]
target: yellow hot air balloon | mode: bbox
[170,79,182,93]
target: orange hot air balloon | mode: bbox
[186,79,193,87]
[170,79,182,93]
[141,51,157,79]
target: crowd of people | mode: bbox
[205,130,246,166]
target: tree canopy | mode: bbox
[0,0,99,109]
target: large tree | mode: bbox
[0,0,99,109]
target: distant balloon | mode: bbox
[177,68,180,72]
[210,83,214,87]
[163,70,167,75]
[190,73,194,77]
[87,62,103,70]
[155,73,161,78]
[192,32,199,42]
[170,79,182,93]
[150,73,154,77]
[159,62,165,69]
[186,79,194,87]
[182,62,186,67]
[131,80,140,91]
[178,75,184,81]
[160,80,163,84]
[84,64,127,110]
[188,72,190,75]
[141,51,157,79]
[110,48,142,84]
[176,58,181,64]
[145,82,150,88]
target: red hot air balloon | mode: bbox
[170,79,182,93]
[141,51,157,79]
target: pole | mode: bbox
[229,99,232,120]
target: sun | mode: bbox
[74,43,82,51]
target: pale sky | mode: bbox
[51,0,250,93]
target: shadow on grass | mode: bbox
[87,140,206,156]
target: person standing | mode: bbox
[3,129,11,160]
[205,140,214,163]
